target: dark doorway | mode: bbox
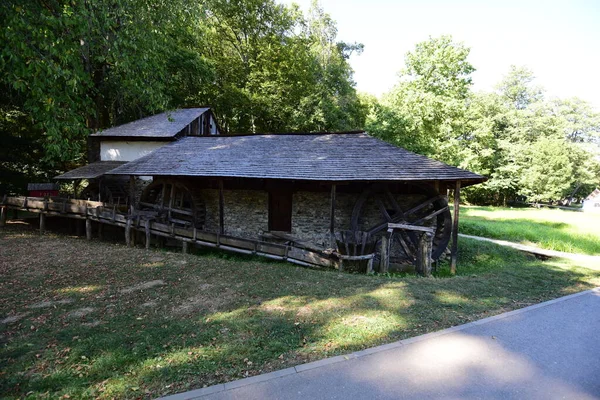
[269,190,292,232]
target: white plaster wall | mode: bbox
[100,141,166,161]
[582,200,600,213]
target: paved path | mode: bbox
[161,288,600,400]
[459,233,600,268]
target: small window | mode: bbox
[269,191,292,232]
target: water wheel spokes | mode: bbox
[139,179,205,228]
[350,184,452,263]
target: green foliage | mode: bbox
[196,0,365,133]
[368,35,474,159]
[1,0,210,164]
[367,36,600,205]
[1,0,365,191]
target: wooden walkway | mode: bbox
[0,196,339,270]
[459,233,600,269]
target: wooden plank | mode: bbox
[219,235,256,251]
[450,181,461,275]
[388,223,435,233]
[256,242,287,257]
[287,246,334,268]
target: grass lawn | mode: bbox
[459,206,600,255]
[1,221,599,399]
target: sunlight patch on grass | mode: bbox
[460,206,600,255]
[56,285,103,295]
[435,290,471,306]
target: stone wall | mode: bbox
[199,188,268,239]
[187,187,436,254]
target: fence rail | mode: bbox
[1,196,339,270]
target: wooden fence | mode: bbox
[0,196,339,270]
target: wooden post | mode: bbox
[129,175,136,207]
[86,219,92,240]
[366,257,374,274]
[218,179,224,235]
[379,234,389,273]
[182,241,189,254]
[39,213,46,234]
[417,232,433,277]
[125,218,132,247]
[145,220,151,250]
[329,184,336,246]
[167,183,175,219]
[450,180,461,275]
[0,206,7,227]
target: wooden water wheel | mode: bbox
[139,179,205,228]
[350,184,451,263]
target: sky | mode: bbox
[280,0,600,110]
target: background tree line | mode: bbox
[1,1,599,205]
[365,36,600,205]
[1,0,365,194]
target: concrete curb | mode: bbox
[158,288,599,400]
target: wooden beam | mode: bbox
[450,180,461,275]
[388,223,435,233]
[218,179,225,235]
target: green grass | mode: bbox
[1,221,599,399]
[459,206,600,255]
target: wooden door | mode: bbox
[269,191,292,232]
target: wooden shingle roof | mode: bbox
[54,161,127,180]
[108,132,486,185]
[90,108,210,139]
[585,188,600,201]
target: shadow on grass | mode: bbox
[1,225,599,399]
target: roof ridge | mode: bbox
[212,130,366,137]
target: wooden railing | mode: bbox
[0,196,339,270]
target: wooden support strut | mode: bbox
[450,180,461,275]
